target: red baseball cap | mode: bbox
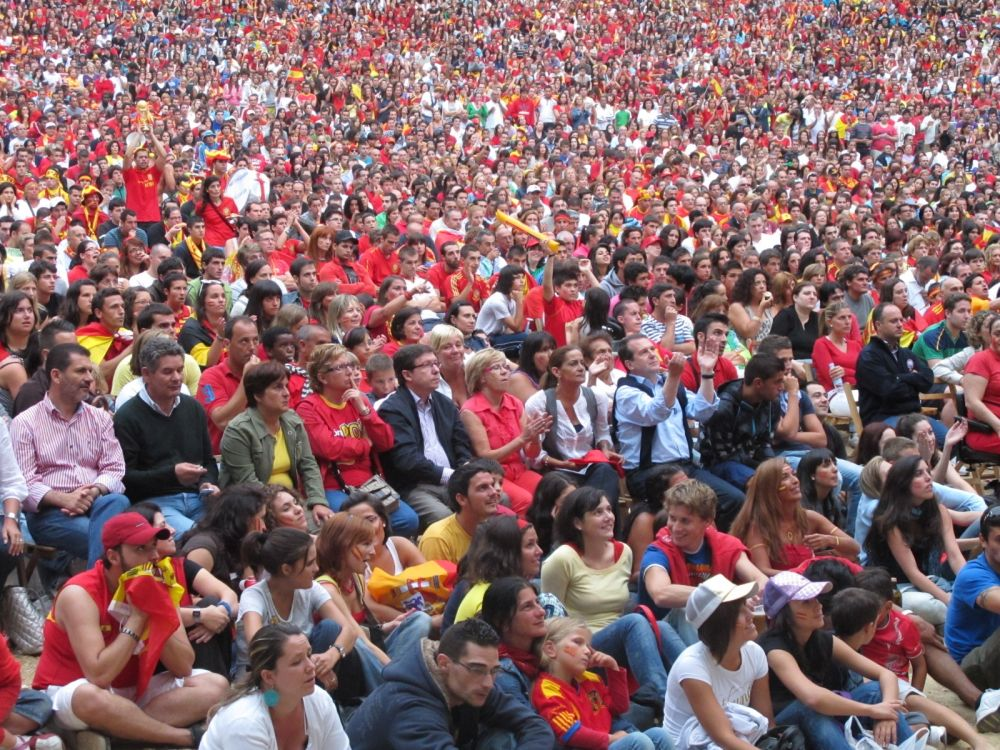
[102,512,170,550]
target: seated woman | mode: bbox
[638,481,767,646]
[0,291,38,414]
[480,577,549,708]
[238,528,357,689]
[854,421,896,465]
[314,512,432,692]
[263,484,309,533]
[460,349,548,516]
[219,360,330,525]
[525,345,622,510]
[509,331,556,403]
[296,343,419,536]
[200,623,351,750]
[180,484,268,595]
[663,575,772,749]
[380,305,424,360]
[179,280,228,369]
[132,501,239,677]
[430,323,469,406]
[895,412,977,495]
[796,448,847,531]
[441,515,552,630]
[541,487,684,712]
[730,458,859,577]
[769,281,820,360]
[525,472,577,556]
[341,491,424,576]
[864,454,965,626]
[811,301,862,417]
[758,571,913,750]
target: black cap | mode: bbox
[335,230,358,244]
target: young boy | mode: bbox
[832,580,989,750]
[365,352,397,406]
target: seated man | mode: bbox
[378,344,473,527]
[346,618,553,750]
[11,343,130,569]
[856,302,947,444]
[75,287,133,387]
[32,512,228,746]
[613,334,744,531]
[418,459,502,565]
[110,303,201,403]
[195,316,260,454]
[114,338,219,534]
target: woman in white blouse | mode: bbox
[524,345,622,511]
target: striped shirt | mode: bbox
[11,395,125,512]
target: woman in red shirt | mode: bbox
[195,176,239,249]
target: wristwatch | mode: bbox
[4,512,18,523]
[193,609,202,623]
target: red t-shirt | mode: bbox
[123,166,164,223]
[543,294,583,347]
[195,361,242,453]
[860,609,923,681]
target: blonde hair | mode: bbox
[537,616,591,669]
[306,343,356,392]
[428,323,464,351]
[325,294,363,340]
[465,349,508,393]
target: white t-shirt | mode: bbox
[200,690,350,750]
[662,640,769,742]
[476,291,516,336]
[235,581,331,670]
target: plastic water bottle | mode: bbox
[829,363,844,391]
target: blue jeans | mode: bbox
[592,613,683,709]
[709,460,757,490]
[356,610,432,690]
[26,493,130,567]
[147,492,204,536]
[774,680,912,750]
[610,728,673,750]
[325,490,419,538]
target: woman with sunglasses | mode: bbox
[296,343,419,537]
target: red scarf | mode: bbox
[498,643,539,680]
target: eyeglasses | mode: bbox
[453,661,502,678]
[409,361,440,371]
[324,363,360,374]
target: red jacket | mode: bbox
[317,259,378,297]
[295,393,394,489]
[532,668,630,749]
[651,525,747,586]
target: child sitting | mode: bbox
[531,617,672,749]
[831,579,989,750]
[366,352,397,405]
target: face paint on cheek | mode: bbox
[561,644,582,658]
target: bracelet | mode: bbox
[120,626,141,643]
[219,601,234,620]
[333,644,347,659]
[701,373,714,379]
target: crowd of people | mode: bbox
[0,0,997,744]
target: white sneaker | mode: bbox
[926,725,947,749]
[15,735,64,750]
[976,688,1000,732]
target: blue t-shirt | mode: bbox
[945,554,1000,662]
[638,541,712,619]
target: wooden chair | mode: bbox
[841,383,864,437]
[15,543,58,588]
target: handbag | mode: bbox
[0,585,52,655]
[755,725,806,750]
[328,457,401,515]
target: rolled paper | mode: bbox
[495,210,560,252]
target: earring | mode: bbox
[262,688,280,707]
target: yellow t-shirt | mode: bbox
[455,581,490,624]
[418,515,471,565]
[268,428,294,488]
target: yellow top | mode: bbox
[268,428,294,488]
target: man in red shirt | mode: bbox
[122,126,170,230]
[360,225,402,285]
[75,288,133,385]
[542,256,583,348]
[317,230,377,296]
[444,246,490,312]
[426,241,462,296]
[195,316,260,453]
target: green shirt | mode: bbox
[912,321,967,363]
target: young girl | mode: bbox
[531,617,672,749]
